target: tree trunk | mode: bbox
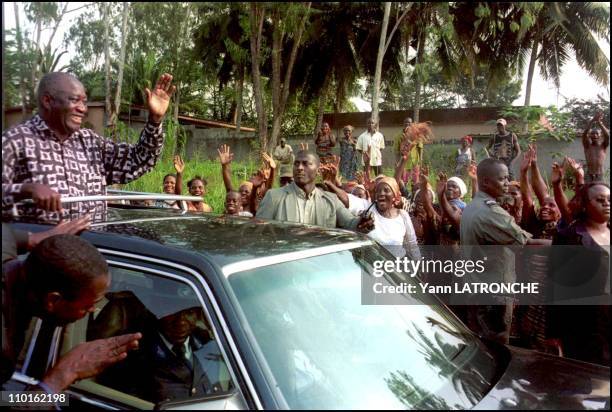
[174,84,180,123]
[103,3,112,127]
[45,3,68,54]
[235,64,244,132]
[269,2,311,151]
[524,40,538,107]
[249,2,268,150]
[13,3,28,120]
[29,17,42,108]
[269,7,283,152]
[267,2,311,151]
[372,2,391,124]
[413,27,426,123]
[110,2,129,128]
[314,72,331,138]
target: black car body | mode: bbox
[5,207,610,410]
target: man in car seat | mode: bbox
[130,285,231,404]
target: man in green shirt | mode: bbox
[257,150,374,232]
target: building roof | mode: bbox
[122,104,256,132]
[323,107,507,127]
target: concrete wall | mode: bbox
[184,125,257,161]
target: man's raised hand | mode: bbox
[43,333,141,392]
[146,73,176,123]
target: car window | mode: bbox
[57,264,236,407]
[227,246,497,410]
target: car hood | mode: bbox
[475,345,610,410]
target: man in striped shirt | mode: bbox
[2,72,175,223]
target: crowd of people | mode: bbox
[1,70,610,397]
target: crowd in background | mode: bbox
[2,70,610,398]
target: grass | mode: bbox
[121,158,262,213]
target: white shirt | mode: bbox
[356,130,385,166]
[295,185,316,224]
[347,194,420,258]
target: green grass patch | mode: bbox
[121,158,261,213]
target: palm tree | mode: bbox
[294,2,404,133]
[523,2,610,106]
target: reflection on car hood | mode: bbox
[475,345,610,410]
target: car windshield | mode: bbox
[226,245,499,409]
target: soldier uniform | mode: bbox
[460,191,532,344]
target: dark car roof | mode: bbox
[84,207,369,269]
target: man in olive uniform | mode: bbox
[460,158,549,344]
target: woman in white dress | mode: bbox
[348,177,420,259]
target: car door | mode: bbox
[5,248,251,410]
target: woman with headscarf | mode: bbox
[315,122,336,165]
[455,135,475,176]
[339,125,358,180]
[435,174,468,246]
[352,177,420,259]
[321,167,419,259]
[411,168,468,247]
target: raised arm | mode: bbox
[551,160,571,224]
[173,155,184,195]
[528,144,549,204]
[485,136,494,158]
[217,144,235,192]
[511,133,521,163]
[321,163,349,207]
[467,161,478,198]
[565,156,585,191]
[394,141,414,187]
[582,113,597,148]
[596,112,610,148]
[436,172,461,229]
[103,74,175,185]
[261,152,276,193]
[419,167,440,221]
[519,149,535,223]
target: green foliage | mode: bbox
[561,97,610,130]
[499,105,578,143]
[381,47,522,110]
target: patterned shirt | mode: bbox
[2,115,164,223]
